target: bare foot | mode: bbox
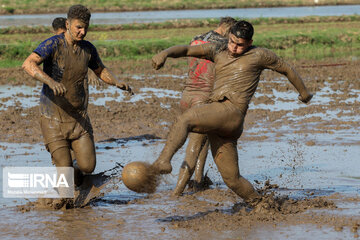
[151,160,172,174]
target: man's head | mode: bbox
[216,17,237,37]
[227,20,254,56]
[66,5,91,42]
[52,17,66,35]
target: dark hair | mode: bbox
[219,17,237,28]
[67,5,91,24]
[52,17,66,31]
[230,20,254,40]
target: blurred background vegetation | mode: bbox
[1,15,359,68]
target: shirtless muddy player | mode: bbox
[151,20,313,203]
[174,17,237,196]
[22,5,132,207]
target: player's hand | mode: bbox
[298,92,313,103]
[116,82,134,95]
[49,81,67,96]
[152,51,167,70]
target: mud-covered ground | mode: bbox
[0,59,359,144]
[0,58,359,239]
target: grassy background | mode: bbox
[0,0,358,14]
[1,16,359,68]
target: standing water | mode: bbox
[0,5,360,27]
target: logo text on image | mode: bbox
[3,167,74,198]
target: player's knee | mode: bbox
[77,156,96,173]
[51,147,72,167]
[176,113,190,126]
[79,163,95,174]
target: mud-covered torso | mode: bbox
[201,43,288,107]
[184,31,227,96]
[34,34,103,122]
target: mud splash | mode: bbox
[16,164,123,211]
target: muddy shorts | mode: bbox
[40,116,93,154]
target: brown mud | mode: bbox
[17,164,122,211]
[163,189,360,237]
[0,58,359,238]
[0,58,358,144]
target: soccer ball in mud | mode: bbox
[122,161,158,193]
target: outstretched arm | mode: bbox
[278,63,313,103]
[22,53,67,96]
[93,66,133,95]
[263,49,313,103]
[152,44,209,70]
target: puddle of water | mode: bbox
[1,75,358,116]
[0,83,181,111]
[1,5,360,28]
[90,86,181,106]
[0,72,359,239]
[1,135,357,203]
[251,82,351,111]
[0,127,359,239]
[0,85,40,110]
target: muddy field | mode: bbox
[0,59,359,144]
[0,58,359,239]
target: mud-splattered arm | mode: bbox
[261,49,313,103]
[280,63,313,103]
[271,61,313,103]
[93,66,133,95]
[22,52,67,96]
[152,44,211,70]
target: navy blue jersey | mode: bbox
[34,34,104,122]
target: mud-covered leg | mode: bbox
[71,134,96,188]
[208,134,259,201]
[173,162,193,196]
[152,101,242,175]
[173,133,207,196]
[151,110,196,174]
[194,137,209,183]
[47,143,73,209]
[71,133,96,174]
[49,143,72,168]
[69,149,83,187]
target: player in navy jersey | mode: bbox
[22,5,133,208]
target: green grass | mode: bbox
[94,38,189,59]
[1,0,358,14]
[1,17,359,68]
[0,41,37,59]
[0,60,24,68]
[2,15,360,35]
[272,44,360,60]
